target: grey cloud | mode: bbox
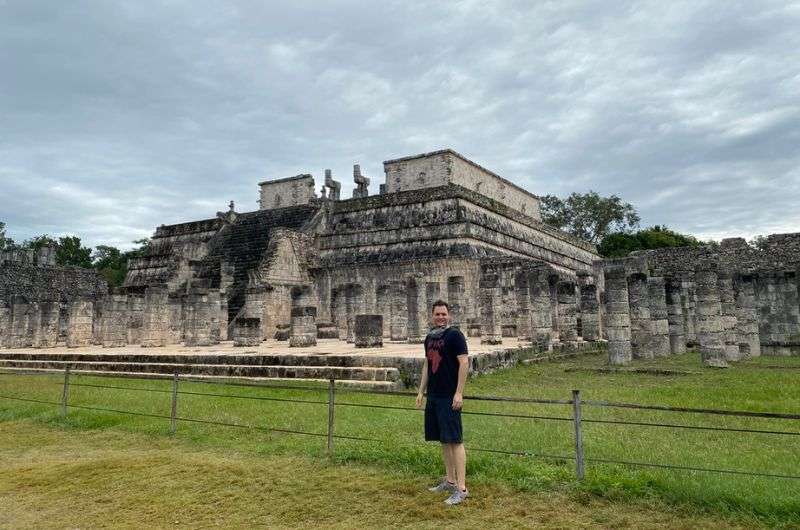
[1,0,798,248]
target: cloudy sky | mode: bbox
[1,0,799,249]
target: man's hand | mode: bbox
[452,392,463,411]
[416,392,425,409]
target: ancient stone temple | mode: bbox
[2,148,799,374]
[121,149,600,347]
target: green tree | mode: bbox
[55,236,93,268]
[540,191,640,245]
[598,225,702,258]
[92,239,150,287]
[22,234,57,252]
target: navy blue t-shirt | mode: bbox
[424,328,468,397]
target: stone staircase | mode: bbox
[0,351,403,390]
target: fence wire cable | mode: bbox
[69,382,172,394]
[177,389,327,406]
[337,384,573,405]
[585,457,800,480]
[332,400,574,422]
[582,418,800,436]
[0,394,61,406]
[583,399,800,421]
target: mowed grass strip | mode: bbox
[1,351,799,526]
[0,421,756,529]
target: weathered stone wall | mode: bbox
[258,174,316,210]
[125,218,222,292]
[321,184,596,273]
[0,262,107,303]
[382,149,542,219]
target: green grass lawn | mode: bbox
[1,351,799,528]
[0,421,757,529]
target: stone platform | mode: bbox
[0,337,542,390]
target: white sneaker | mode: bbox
[428,478,457,493]
[444,488,469,505]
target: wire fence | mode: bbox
[1,367,799,483]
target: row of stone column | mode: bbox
[477,263,603,348]
[0,282,232,349]
[603,256,766,367]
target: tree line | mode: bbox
[0,221,149,287]
[539,191,711,257]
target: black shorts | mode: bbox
[424,394,463,444]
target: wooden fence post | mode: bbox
[572,389,585,480]
[170,371,179,434]
[61,367,71,419]
[327,378,335,456]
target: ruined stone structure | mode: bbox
[3,148,799,373]
[98,149,599,353]
[600,235,800,366]
[0,245,108,349]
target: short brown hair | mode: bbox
[431,299,450,313]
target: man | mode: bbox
[415,299,469,505]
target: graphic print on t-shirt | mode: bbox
[426,338,445,373]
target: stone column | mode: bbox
[219,294,229,341]
[33,301,60,348]
[479,273,502,345]
[330,287,345,340]
[665,277,686,355]
[208,289,221,345]
[346,284,366,343]
[355,315,383,348]
[126,295,144,345]
[66,299,94,348]
[647,275,671,357]
[579,283,601,342]
[556,280,578,342]
[91,301,104,346]
[603,260,632,366]
[682,278,697,346]
[734,272,761,357]
[141,286,169,348]
[289,306,317,347]
[628,272,653,359]
[8,296,33,348]
[695,259,728,368]
[781,269,800,353]
[0,299,10,348]
[426,282,440,312]
[184,286,212,347]
[406,276,428,343]
[233,318,262,347]
[529,265,553,352]
[548,277,559,343]
[514,269,532,341]
[101,294,128,348]
[389,281,408,341]
[244,286,267,340]
[168,294,184,344]
[447,276,465,330]
[717,268,740,361]
[375,285,391,337]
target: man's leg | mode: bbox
[441,443,456,484]
[449,443,467,491]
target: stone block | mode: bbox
[354,314,383,348]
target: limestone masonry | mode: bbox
[2,149,799,380]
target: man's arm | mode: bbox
[415,358,428,409]
[451,354,469,410]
